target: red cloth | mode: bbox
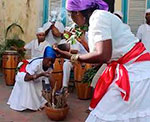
[19,60,29,73]
[90,42,150,109]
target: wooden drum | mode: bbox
[74,62,92,100]
[74,62,92,82]
[51,58,64,90]
[2,50,19,85]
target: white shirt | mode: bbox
[45,21,65,45]
[45,31,59,45]
[68,40,88,54]
[77,33,88,54]
[24,39,50,58]
[88,10,139,60]
[26,59,52,75]
[136,24,150,52]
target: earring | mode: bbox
[76,12,80,16]
[83,17,86,21]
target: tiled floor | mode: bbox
[0,70,90,122]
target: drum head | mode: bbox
[3,50,18,55]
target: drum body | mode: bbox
[2,50,19,85]
[51,58,64,90]
[74,62,92,99]
[74,62,92,81]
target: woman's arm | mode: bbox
[24,72,50,82]
[53,39,112,64]
[70,49,78,54]
[24,73,43,81]
[51,25,62,37]
[78,39,112,63]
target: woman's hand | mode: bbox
[52,43,60,52]
[41,71,51,77]
[51,25,62,37]
[53,44,72,59]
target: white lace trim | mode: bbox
[92,109,150,121]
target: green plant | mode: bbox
[0,23,25,67]
[5,39,25,58]
[64,24,88,45]
[82,66,100,86]
[5,23,24,39]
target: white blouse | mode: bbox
[26,59,52,75]
[88,10,139,60]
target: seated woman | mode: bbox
[7,46,56,111]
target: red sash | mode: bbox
[90,42,150,109]
[19,60,29,73]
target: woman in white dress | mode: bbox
[52,0,150,121]
[7,46,56,111]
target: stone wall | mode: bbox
[0,0,43,44]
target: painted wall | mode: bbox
[115,0,122,11]
[0,0,43,44]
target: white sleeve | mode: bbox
[24,40,34,50]
[136,26,142,40]
[89,11,112,43]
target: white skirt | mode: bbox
[7,72,47,111]
[86,61,150,122]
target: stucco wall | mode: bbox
[115,0,122,11]
[0,0,43,44]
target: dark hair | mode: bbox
[80,6,98,25]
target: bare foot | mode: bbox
[85,109,91,114]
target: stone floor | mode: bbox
[0,70,90,122]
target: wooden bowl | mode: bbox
[45,104,69,121]
[57,43,70,52]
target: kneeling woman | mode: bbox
[7,46,56,111]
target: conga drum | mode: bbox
[51,58,64,90]
[2,50,19,85]
[74,62,92,81]
[74,62,92,99]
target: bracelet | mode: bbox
[70,54,79,63]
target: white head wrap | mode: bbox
[113,11,123,19]
[42,22,53,32]
[36,27,45,34]
[54,21,65,33]
[145,9,150,14]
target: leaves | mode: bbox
[0,39,25,67]
[82,66,99,86]
[66,24,88,45]
[63,33,70,39]
[5,23,24,39]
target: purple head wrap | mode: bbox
[66,0,108,11]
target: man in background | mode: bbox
[137,9,150,52]
[24,27,50,58]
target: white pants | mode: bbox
[62,60,73,87]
